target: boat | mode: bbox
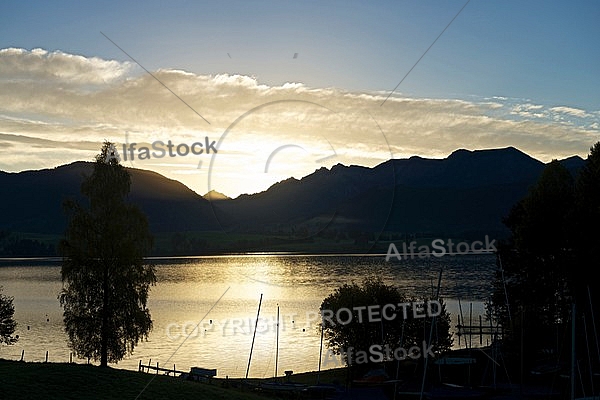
[259,381,307,392]
[530,362,564,376]
[434,356,476,365]
[425,383,487,399]
[301,384,340,398]
[352,368,390,386]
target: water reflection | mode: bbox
[0,254,496,377]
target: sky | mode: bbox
[1,0,599,198]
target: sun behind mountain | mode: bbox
[203,190,231,201]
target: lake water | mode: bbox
[0,254,497,378]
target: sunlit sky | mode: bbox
[1,0,599,198]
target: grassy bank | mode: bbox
[0,359,350,400]
[0,359,271,400]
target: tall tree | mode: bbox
[572,142,600,305]
[490,161,576,362]
[59,142,155,367]
[0,286,18,346]
[490,143,600,373]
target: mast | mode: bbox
[420,267,443,400]
[246,293,263,380]
[571,302,576,400]
[317,323,324,384]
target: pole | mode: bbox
[458,298,467,349]
[498,255,512,324]
[419,268,442,400]
[571,303,576,400]
[393,320,406,400]
[317,323,324,384]
[246,293,263,380]
[583,316,595,396]
[479,315,483,345]
[587,286,600,366]
[468,303,472,385]
[520,307,523,397]
[469,303,473,349]
[275,304,279,379]
[587,286,600,399]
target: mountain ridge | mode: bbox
[0,146,587,255]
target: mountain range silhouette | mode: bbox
[0,146,585,255]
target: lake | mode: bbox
[0,253,497,378]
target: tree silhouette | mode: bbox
[572,142,600,305]
[320,277,452,372]
[490,142,600,372]
[59,141,155,367]
[0,286,18,346]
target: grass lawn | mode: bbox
[0,359,350,399]
[0,359,271,400]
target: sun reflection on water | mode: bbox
[0,254,495,377]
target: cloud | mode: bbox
[0,47,135,86]
[1,47,599,196]
[549,106,589,118]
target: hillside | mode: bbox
[0,162,220,235]
[213,147,584,237]
[0,147,586,255]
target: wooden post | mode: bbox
[20,350,24,361]
[457,315,461,346]
[138,360,142,372]
[45,351,48,362]
[469,303,473,349]
[156,362,159,374]
[479,315,483,345]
